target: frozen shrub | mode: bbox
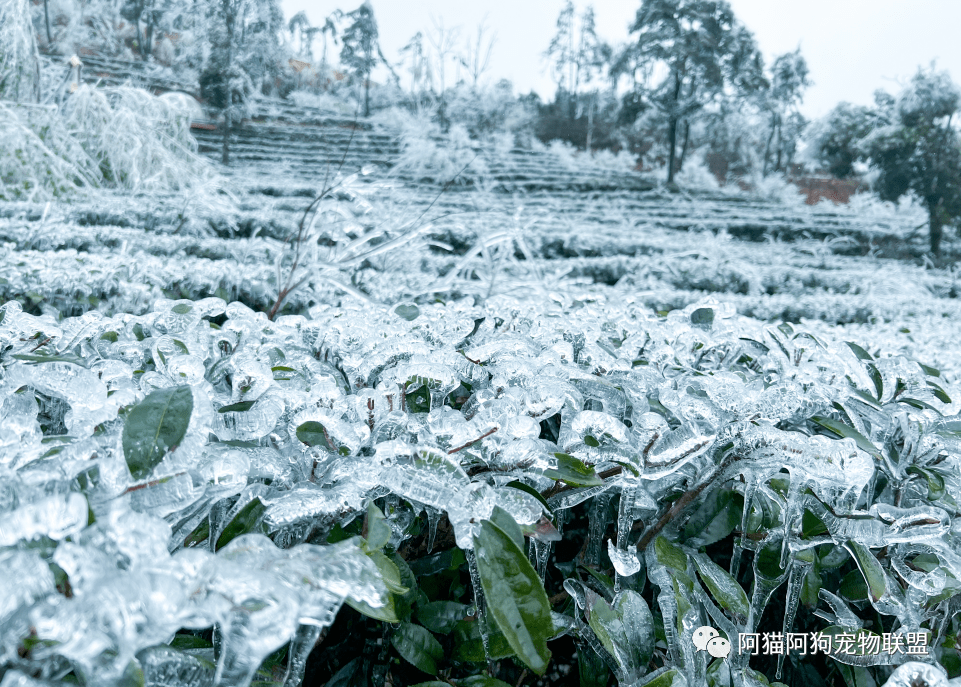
[0,0,41,102]
[386,110,491,187]
[0,84,210,200]
[61,85,207,190]
[2,293,961,687]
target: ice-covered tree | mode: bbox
[575,6,611,152]
[809,67,961,254]
[458,21,496,90]
[861,68,961,255]
[761,48,811,175]
[546,0,577,109]
[340,1,391,117]
[200,0,252,165]
[806,101,876,179]
[0,0,41,103]
[624,0,765,183]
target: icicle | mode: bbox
[284,624,322,687]
[731,476,758,580]
[425,505,442,553]
[465,548,492,669]
[777,560,810,680]
[531,537,552,581]
[586,491,614,567]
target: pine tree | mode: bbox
[340,1,386,117]
[545,0,577,118]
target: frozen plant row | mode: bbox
[2,292,961,686]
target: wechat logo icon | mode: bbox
[693,626,731,659]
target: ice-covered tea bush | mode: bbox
[2,290,961,687]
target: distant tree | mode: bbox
[761,49,811,174]
[860,68,961,255]
[288,11,316,61]
[575,6,611,152]
[399,31,429,98]
[807,101,877,179]
[340,1,393,116]
[624,0,765,183]
[546,0,577,114]
[200,0,253,165]
[458,20,496,90]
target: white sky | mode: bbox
[281,0,961,119]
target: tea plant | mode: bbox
[1,293,961,687]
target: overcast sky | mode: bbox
[281,0,961,120]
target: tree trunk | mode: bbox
[222,110,230,165]
[586,93,594,154]
[666,72,682,184]
[930,202,944,256]
[43,0,52,44]
[666,115,678,184]
[761,117,776,177]
[144,22,153,60]
[774,123,783,172]
[677,120,691,174]
[364,74,370,117]
[222,17,233,166]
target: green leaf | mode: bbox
[544,453,603,487]
[580,563,615,594]
[395,304,421,321]
[845,342,873,361]
[919,363,941,377]
[170,634,213,650]
[755,542,787,580]
[811,416,881,459]
[218,400,256,413]
[641,668,684,687]
[684,489,741,547]
[928,381,952,404]
[907,466,946,500]
[457,677,513,687]
[654,536,688,572]
[295,421,332,449]
[122,386,193,480]
[416,601,469,634]
[215,497,267,551]
[451,618,515,662]
[577,645,611,687]
[100,331,119,343]
[489,505,524,551]
[391,622,443,675]
[584,435,600,447]
[801,509,829,538]
[585,590,654,679]
[693,554,750,619]
[369,550,409,595]
[473,519,553,675]
[800,566,822,608]
[691,307,714,328]
[363,503,391,552]
[504,480,553,514]
[346,593,399,623]
[845,541,886,602]
[409,683,450,687]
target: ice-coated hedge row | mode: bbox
[2,292,961,687]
